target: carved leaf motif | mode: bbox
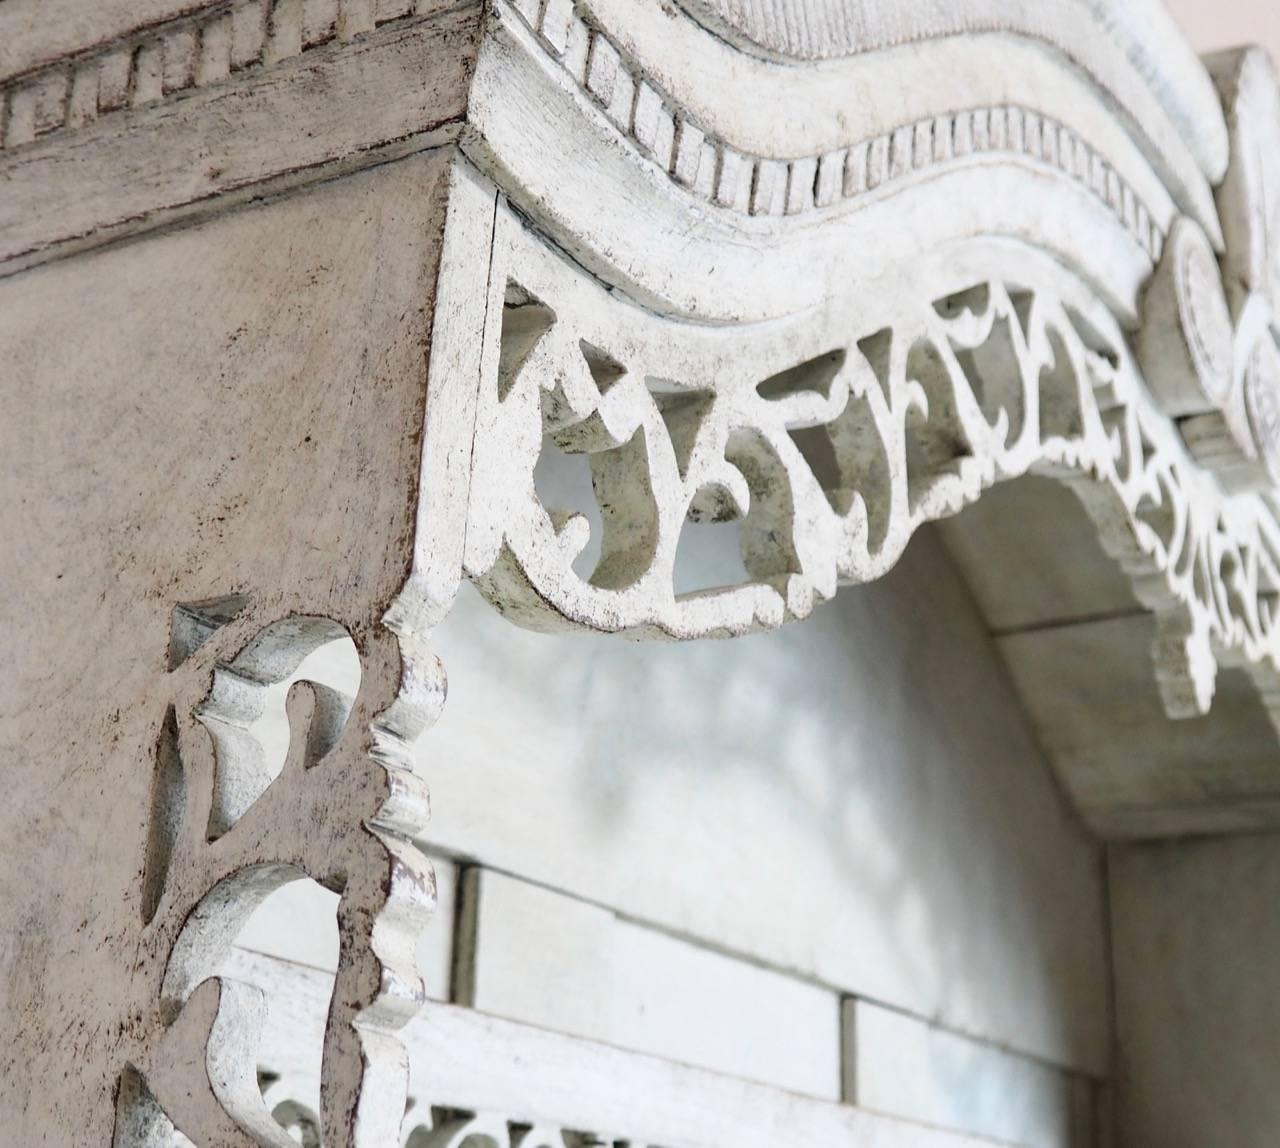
[118,610,441,1148]
[402,1109,655,1148]
[198,615,356,839]
[466,219,1280,722]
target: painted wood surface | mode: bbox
[226,948,1027,1148]
[6,0,1280,1142]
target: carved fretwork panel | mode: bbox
[0,151,477,1145]
[462,208,1280,728]
[111,607,443,1148]
[8,0,1280,1143]
[403,1110,641,1148]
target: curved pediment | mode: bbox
[450,0,1280,828]
[460,0,1237,320]
[676,0,1229,195]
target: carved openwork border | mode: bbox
[113,601,444,1147]
[463,212,1280,725]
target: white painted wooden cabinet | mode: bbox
[4,1,1280,1145]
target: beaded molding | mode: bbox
[505,0,1165,258]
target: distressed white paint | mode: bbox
[233,639,457,998]
[0,153,468,1147]
[236,858,456,1000]
[0,5,479,272]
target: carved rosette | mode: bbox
[1148,49,1280,498]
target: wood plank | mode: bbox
[996,614,1280,837]
[0,8,479,274]
[454,867,616,1038]
[225,948,1021,1148]
[456,869,843,1098]
[609,916,842,1099]
[935,475,1139,634]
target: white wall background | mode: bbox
[1111,834,1280,1146]
[239,507,1111,1145]
[419,524,1111,1075]
[1167,0,1280,62]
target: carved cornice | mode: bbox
[0,0,1222,298]
[0,0,1218,288]
[672,0,1228,205]
[0,0,448,152]
[0,1,478,275]
[506,0,1163,257]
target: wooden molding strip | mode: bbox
[0,5,478,275]
[229,948,1019,1148]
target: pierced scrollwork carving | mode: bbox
[113,602,444,1148]
[0,0,436,155]
[464,217,1280,723]
[403,1107,657,1148]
